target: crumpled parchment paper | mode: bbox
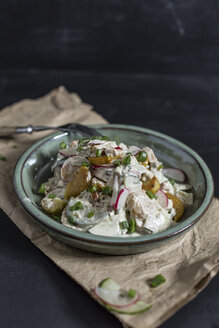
[0,86,218,328]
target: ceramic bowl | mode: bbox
[13,124,214,255]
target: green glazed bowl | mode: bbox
[13,124,214,255]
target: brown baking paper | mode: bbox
[0,86,218,328]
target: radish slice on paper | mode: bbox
[114,188,130,210]
[94,287,140,308]
[162,168,186,182]
[110,175,119,206]
[155,189,168,208]
[108,301,152,314]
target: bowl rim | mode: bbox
[13,123,214,246]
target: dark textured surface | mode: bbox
[0,70,218,328]
[0,0,219,327]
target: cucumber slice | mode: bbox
[94,286,140,308]
[99,278,120,291]
[107,301,152,314]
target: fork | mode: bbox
[0,123,102,137]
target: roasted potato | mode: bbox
[142,176,160,194]
[88,155,119,165]
[65,166,91,200]
[166,193,184,221]
[41,198,67,215]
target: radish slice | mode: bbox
[94,287,140,308]
[114,188,130,210]
[61,156,89,183]
[114,146,122,150]
[59,148,77,157]
[92,164,115,169]
[99,278,120,290]
[155,189,168,208]
[128,146,141,156]
[108,301,152,314]
[88,140,106,146]
[162,168,186,182]
[110,175,119,206]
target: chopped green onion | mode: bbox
[102,186,112,195]
[137,151,147,162]
[68,216,75,225]
[127,289,137,298]
[0,154,6,161]
[77,138,90,151]
[169,179,175,185]
[123,155,131,166]
[48,194,56,199]
[149,274,166,288]
[146,190,155,199]
[113,160,122,166]
[70,201,84,211]
[59,142,67,149]
[12,145,18,149]
[52,215,61,223]
[96,149,102,157]
[119,220,129,230]
[157,164,163,170]
[87,211,94,218]
[81,161,90,167]
[38,183,46,194]
[128,219,136,233]
[88,185,97,193]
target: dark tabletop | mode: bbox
[0,1,218,327]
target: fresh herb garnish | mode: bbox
[38,183,46,194]
[12,145,18,149]
[68,216,75,224]
[96,149,102,157]
[88,185,97,193]
[77,138,90,151]
[59,142,67,149]
[102,186,112,195]
[128,219,136,233]
[127,289,137,298]
[123,155,131,166]
[169,178,175,185]
[81,161,90,167]
[70,201,83,211]
[149,274,166,288]
[87,211,94,218]
[157,164,163,170]
[52,215,61,223]
[113,160,122,166]
[48,194,56,199]
[0,154,6,161]
[146,190,155,199]
[137,151,147,162]
[119,220,129,230]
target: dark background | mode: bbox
[0,1,218,327]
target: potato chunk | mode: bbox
[65,166,91,200]
[166,193,184,221]
[142,176,160,194]
[88,155,119,165]
[41,198,67,215]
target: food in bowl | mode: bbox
[38,136,193,237]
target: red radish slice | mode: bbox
[128,146,141,156]
[61,156,89,183]
[108,301,152,314]
[59,148,77,157]
[114,147,122,150]
[94,287,140,308]
[110,175,119,206]
[92,164,115,168]
[114,188,130,210]
[162,168,186,182]
[155,189,168,208]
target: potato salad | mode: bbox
[38,136,193,237]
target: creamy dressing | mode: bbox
[40,137,193,237]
